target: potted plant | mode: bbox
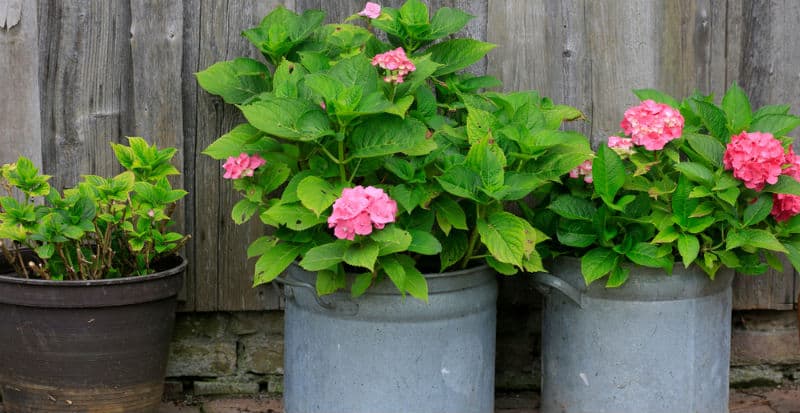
[0,137,189,413]
[533,84,800,413]
[196,1,589,411]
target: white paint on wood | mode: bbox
[0,0,22,29]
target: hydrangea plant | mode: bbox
[541,83,800,287]
[0,138,189,280]
[197,0,590,300]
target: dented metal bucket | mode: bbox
[534,257,733,413]
[282,263,498,413]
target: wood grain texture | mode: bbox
[187,0,288,311]
[1,0,41,166]
[37,0,132,189]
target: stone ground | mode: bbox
[153,385,800,413]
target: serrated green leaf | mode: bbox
[548,195,597,221]
[297,176,338,217]
[407,229,442,255]
[581,247,618,285]
[722,82,752,133]
[253,242,304,285]
[425,39,496,76]
[685,133,725,168]
[371,226,413,255]
[692,99,730,141]
[605,266,630,288]
[351,272,373,298]
[743,195,773,227]
[196,58,271,104]
[239,96,332,140]
[299,241,348,271]
[556,219,596,248]
[315,269,345,296]
[626,242,674,272]
[261,203,325,230]
[726,229,787,253]
[477,212,527,268]
[350,116,428,158]
[593,145,624,204]
[764,175,800,196]
[202,124,280,160]
[677,233,700,268]
[675,162,714,186]
[343,240,380,271]
[432,196,468,232]
[633,89,681,108]
[231,199,260,224]
[750,114,800,137]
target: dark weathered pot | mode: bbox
[0,253,186,413]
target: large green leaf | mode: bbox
[196,58,271,104]
[677,233,700,268]
[431,196,468,232]
[633,89,681,108]
[436,165,483,202]
[743,195,773,227]
[685,133,725,168]
[675,162,714,186]
[466,136,505,193]
[626,242,673,272]
[764,175,800,196]
[556,220,596,248]
[371,226,413,255]
[343,240,380,271]
[721,82,752,133]
[672,175,698,229]
[297,176,339,217]
[202,124,280,160]
[726,229,787,253]
[580,247,618,285]
[692,99,730,141]
[750,114,800,137]
[592,145,624,204]
[424,39,496,76]
[300,241,348,271]
[253,242,304,285]
[239,97,332,140]
[477,211,527,267]
[427,7,473,40]
[260,203,325,230]
[350,116,427,158]
[548,195,596,221]
[407,229,443,255]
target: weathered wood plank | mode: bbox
[1,0,42,167]
[189,0,289,311]
[728,0,800,309]
[37,0,132,189]
[487,0,591,136]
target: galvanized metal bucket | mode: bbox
[533,257,733,413]
[281,263,498,413]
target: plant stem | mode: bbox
[460,204,485,269]
[338,141,347,183]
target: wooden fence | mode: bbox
[1,0,798,311]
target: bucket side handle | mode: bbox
[273,276,359,316]
[531,272,584,308]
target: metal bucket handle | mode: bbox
[531,272,584,308]
[273,276,359,316]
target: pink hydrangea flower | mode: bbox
[607,136,635,156]
[358,2,381,19]
[620,100,685,151]
[328,186,398,240]
[222,153,266,180]
[723,132,785,191]
[771,147,800,221]
[569,160,593,184]
[371,47,416,84]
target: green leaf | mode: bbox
[581,247,618,285]
[692,99,730,141]
[196,58,271,104]
[436,165,482,202]
[750,114,800,137]
[548,195,596,221]
[390,184,429,213]
[370,226,413,256]
[351,272,373,298]
[202,124,279,160]
[556,220,596,248]
[407,229,442,255]
[477,212,527,268]
[396,255,428,302]
[764,175,800,196]
[424,39,496,76]
[300,241,348,271]
[486,256,516,275]
[260,203,325,230]
[239,96,332,140]
[350,116,428,158]
[315,269,344,296]
[297,176,339,217]
[743,195,773,227]
[672,175,698,229]
[653,225,680,243]
[343,240,380,271]
[593,145,624,204]
[626,242,674,272]
[675,162,714,186]
[380,255,407,295]
[677,233,700,268]
[633,89,681,108]
[783,241,800,274]
[231,199,260,225]
[722,82,752,133]
[466,136,505,193]
[426,7,473,39]
[605,266,630,288]
[247,236,275,258]
[35,243,55,259]
[685,133,725,168]
[440,230,468,272]
[253,242,304,285]
[432,196,468,232]
[726,229,787,253]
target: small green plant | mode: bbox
[197,0,590,300]
[0,137,190,280]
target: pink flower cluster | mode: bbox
[723,132,785,191]
[371,48,416,84]
[327,186,397,240]
[222,153,265,180]
[358,2,381,19]
[569,160,593,183]
[772,148,800,221]
[607,136,635,156]
[620,100,685,151]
